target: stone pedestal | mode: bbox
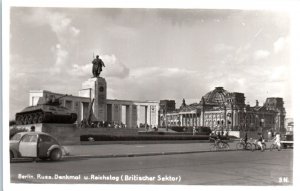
[79,77,107,121]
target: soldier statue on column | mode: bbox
[92,55,105,77]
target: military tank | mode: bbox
[15,94,78,125]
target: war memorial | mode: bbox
[13,56,159,144]
[13,55,286,144]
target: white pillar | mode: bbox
[145,105,148,126]
[111,104,115,123]
[192,114,195,126]
[128,105,133,128]
[135,105,140,128]
[180,114,183,127]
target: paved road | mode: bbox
[11,150,293,185]
[64,141,274,157]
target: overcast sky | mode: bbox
[9,8,292,119]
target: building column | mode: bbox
[186,114,188,126]
[136,105,140,128]
[179,114,183,127]
[155,104,159,126]
[145,105,148,127]
[211,113,214,130]
[231,106,234,130]
[235,110,239,130]
[224,106,227,132]
[111,104,115,123]
[200,110,204,126]
[127,105,132,128]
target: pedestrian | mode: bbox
[30,126,35,132]
[272,132,281,150]
[244,132,248,144]
[193,126,196,135]
[257,134,264,151]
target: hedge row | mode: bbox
[138,131,210,136]
[169,126,212,133]
[9,126,28,139]
[80,134,210,141]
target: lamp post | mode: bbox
[244,107,247,131]
[261,118,265,135]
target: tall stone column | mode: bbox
[192,114,194,126]
[224,105,227,132]
[79,77,107,121]
[131,105,138,128]
[111,104,115,123]
[126,105,133,128]
[193,114,196,127]
[136,105,141,128]
[150,105,157,126]
[200,110,204,126]
[179,114,183,127]
[231,104,234,131]
[145,106,148,126]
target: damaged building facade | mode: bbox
[159,87,286,134]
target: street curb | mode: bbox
[62,147,292,160]
[63,149,238,159]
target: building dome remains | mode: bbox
[202,87,230,105]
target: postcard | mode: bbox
[2,0,299,191]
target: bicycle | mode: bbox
[236,138,252,150]
[209,137,230,151]
[270,142,281,151]
[251,139,266,152]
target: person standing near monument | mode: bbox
[92,55,105,77]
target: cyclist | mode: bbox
[272,132,281,150]
[216,132,222,146]
[257,134,264,150]
[243,132,248,145]
[208,132,220,145]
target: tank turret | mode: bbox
[38,94,68,106]
[15,94,77,125]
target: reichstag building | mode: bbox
[159,87,285,134]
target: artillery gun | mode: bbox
[80,98,98,128]
[15,94,77,125]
